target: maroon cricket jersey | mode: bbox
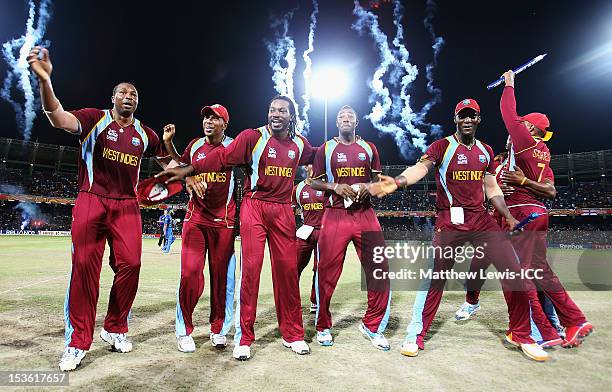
[500,87,553,208]
[293,181,326,228]
[179,136,236,228]
[70,108,166,199]
[423,134,495,212]
[191,126,316,204]
[312,137,381,209]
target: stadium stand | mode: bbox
[1,137,610,234]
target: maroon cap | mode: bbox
[137,175,183,206]
[201,104,229,123]
[521,112,553,141]
[454,98,480,115]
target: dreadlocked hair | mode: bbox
[270,95,297,139]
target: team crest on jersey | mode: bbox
[337,152,347,162]
[196,152,206,161]
[107,129,118,142]
[479,154,486,163]
[358,152,367,161]
[302,191,309,199]
[131,137,141,147]
[316,191,323,197]
[288,150,296,159]
[268,147,277,158]
[457,153,468,165]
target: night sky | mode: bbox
[1,0,611,164]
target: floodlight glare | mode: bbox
[312,67,349,99]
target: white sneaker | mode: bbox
[177,335,196,353]
[400,341,419,357]
[506,333,550,362]
[100,328,133,353]
[59,347,87,371]
[233,345,251,361]
[309,303,318,314]
[455,301,480,321]
[520,343,551,362]
[358,322,390,351]
[316,329,334,346]
[210,332,227,348]
[282,339,310,355]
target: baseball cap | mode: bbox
[520,112,553,141]
[137,175,183,206]
[201,104,229,123]
[454,98,480,115]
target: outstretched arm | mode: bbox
[27,46,79,133]
[368,160,432,197]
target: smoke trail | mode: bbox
[300,0,319,135]
[352,0,423,159]
[1,0,53,142]
[390,0,426,151]
[416,0,444,138]
[352,0,445,159]
[265,9,301,130]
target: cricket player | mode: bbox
[162,104,237,352]
[293,165,326,314]
[156,96,316,360]
[310,105,391,350]
[369,98,551,362]
[160,208,175,254]
[27,47,168,371]
[457,71,592,348]
[157,212,167,248]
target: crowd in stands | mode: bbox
[1,166,611,236]
[3,167,611,211]
[549,183,612,209]
[371,189,436,211]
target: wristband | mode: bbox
[520,177,527,186]
[394,176,406,188]
[333,184,339,192]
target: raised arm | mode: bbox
[500,71,536,152]
[27,46,79,133]
[162,124,182,162]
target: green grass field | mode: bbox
[0,236,610,391]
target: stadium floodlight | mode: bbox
[311,66,350,142]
